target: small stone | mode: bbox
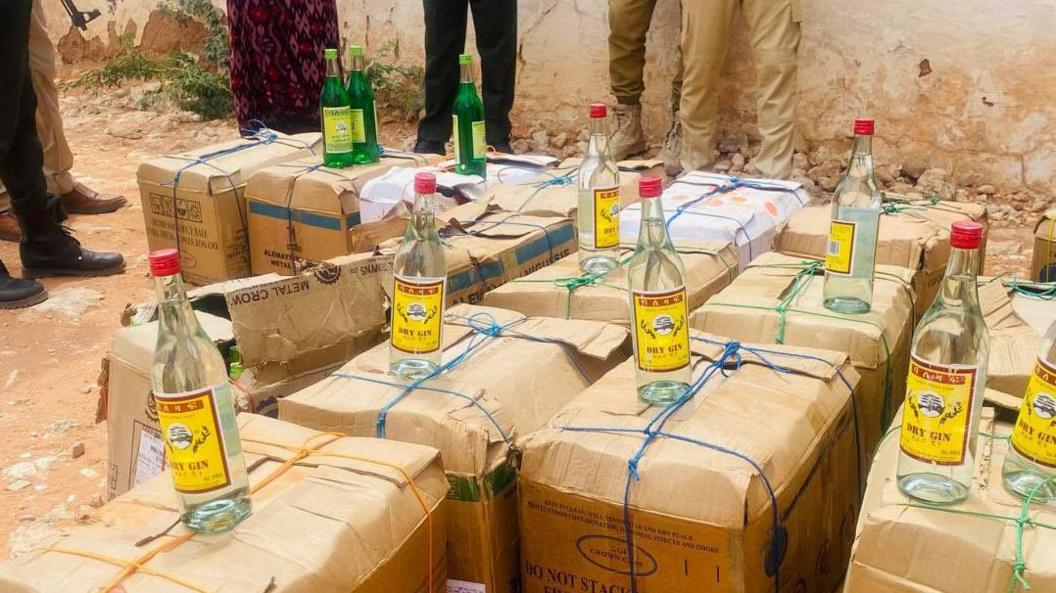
[70,442,85,459]
[3,462,38,481]
[89,494,105,508]
[79,468,100,480]
[792,152,809,171]
[511,138,530,155]
[5,479,30,492]
[551,133,568,149]
[731,153,746,170]
[529,130,550,153]
[988,240,1021,257]
[977,184,996,195]
[819,176,840,192]
[713,159,732,173]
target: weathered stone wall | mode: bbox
[45,0,1056,193]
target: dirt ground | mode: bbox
[0,87,1041,558]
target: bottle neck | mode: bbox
[412,190,438,223]
[325,56,341,78]
[937,246,982,310]
[460,63,473,84]
[636,198,672,249]
[588,117,609,155]
[350,54,365,73]
[155,273,198,336]
[852,134,872,156]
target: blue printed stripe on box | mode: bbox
[249,200,361,230]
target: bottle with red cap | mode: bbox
[390,172,447,379]
[897,221,990,504]
[1002,317,1056,501]
[148,248,251,532]
[822,118,882,314]
[627,176,691,404]
[577,102,622,275]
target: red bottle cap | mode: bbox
[854,118,875,136]
[589,103,607,119]
[639,176,662,198]
[414,172,437,194]
[950,221,984,249]
[148,249,181,277]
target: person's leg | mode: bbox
[742,0,800,179]
[417,0,469,150]
[469,0,516,148]
[0,190,19,243]
[606,0,657,160]
[679,0,737,171]
[660,0,685,174]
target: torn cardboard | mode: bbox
[775,200,988,320]
[980,279,1056,408]
[137,132,321,285]
[689,251,914,473]
[483,240,739,324]
[519,331,861,593]
[280,304,630,593]
[0,415,450,593]
[1032,209,1056,282]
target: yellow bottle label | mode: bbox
[900,356,978,465]
[472,121,487,159]
[593,187,621,249]
[322,106,353,154]
[1010,358,1056,468]
[452,115,461,164]
[632,287,691,373]
[391,275,445,354]
[349,108,367,143]
[155,385,233,494]
[825,219,856,276]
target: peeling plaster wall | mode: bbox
[46,0,1056,191]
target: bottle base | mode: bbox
[638,380,690,406]
[183,494,252,533]
[579,254,619,276]
[823,296,872,315]
[1003,471,1056,502]
[391,358,440,380]
[324,154,356,169]
[897,473,969,504]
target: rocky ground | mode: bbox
[0,79,1047,558]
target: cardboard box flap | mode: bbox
[1035,208,1056,238]
[485,167,642,218]
[445,208,569,241]
[558,157,662,171]
[109,312,234,377]
[690,331,848,381]
[446,304,629,359]
[981,279,1051,405]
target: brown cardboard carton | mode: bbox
[844,410,1056,593]
[774,200,987,319]
[0,415,449,593]
[484,163,642,217]
[980,278,1056,406]
[689,252,915,474]
[483,240,738,324]
[519,332,862,593]
[137,132,321,285]
[1032,209,1056,281]
[280,304,630,593]
[245,155,431,275]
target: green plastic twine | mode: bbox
[511,255,632,319]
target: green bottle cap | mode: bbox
[324,48,338,59]
[349,45,364,57]
[459,53,473,65]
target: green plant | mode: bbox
[367,41,425,122]
[158,0,230,69]
[68,34,164,88]
[166,52,233,120]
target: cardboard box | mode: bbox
[137,132,321,285]
[519,331,861,593]
[0,415,450,593]
[775,200,988,320]
[980,278,1056,406]
[483,162,643,218]
[378,201,578,305]
[280,304,630,593]
[245,156,428,275]
[689,252,914,473]
[844,410,1056,593]
[620,171,812,269]
[1032,208,1056,282]
[483,240,739,324]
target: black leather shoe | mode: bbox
[0,262,47,309]
[413,139,446,155]
[17,195,126,278]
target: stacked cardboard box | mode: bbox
[980,278,1056,405]
[280,304,629,593]
[137,132,321,285]
[0,415,450,593]
[483,240,739,324]
[482,160,646,218]
[519,331,861,593]
[689,252,915,471]
[844,409,1056,592]
[775,200,987,319]
[1032,209,1056,282]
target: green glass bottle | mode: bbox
[319,48,355,168]
[452,53,486,177]
[346,45,380,164]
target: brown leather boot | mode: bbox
[0,210,21,243]
[60,182,127,215]
[609,103,647,161]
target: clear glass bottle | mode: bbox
[149,249,251,533]
[897,222,990,504]
[577,102,622,275]
[628,177,692,405]
[1002,319,1056,501]
[823,118,882,314]
[390,172,447,379]
[346,44,381,164]
[452,53,486,177]
[320,48,355,168]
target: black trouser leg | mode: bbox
[470,0,517,145]
[0,0,48,218]
[417,0,469,144]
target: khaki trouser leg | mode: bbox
[679,0,736,171]
[608,0,659,105]
[742,0,801,179]
[670,0,683,113]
